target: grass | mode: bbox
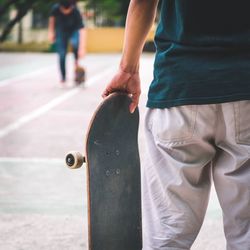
[0,42,55,53]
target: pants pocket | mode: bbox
[234,100,250,145]
[151,105,197,144]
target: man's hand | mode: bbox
[102,0,158,113]
[48,31,55,44]
[78,47,86,59]
[102,68,141,114]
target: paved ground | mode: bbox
[0,52,226,249]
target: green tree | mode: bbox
[0,0,58,42]
[84,0,130,26]
[0,0,130,42]
[0,0,36,42]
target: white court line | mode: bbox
[0,65,57,88]
[0,66,115,139]
[0,157,63,164]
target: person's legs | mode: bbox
[70,30,80,70]
[213,101,250,250]
[143,105,217,250]
[56,33,68,82]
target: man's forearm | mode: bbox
[48,17,55,33]
[48,17,55,42]
[121,0,159,73]
[78,28,86,58]
[79,28,86,49]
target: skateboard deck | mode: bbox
[66,92,142,250]
[75,66,86,84]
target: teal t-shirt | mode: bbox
[147,0,250,108]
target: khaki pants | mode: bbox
[142,101,250,250]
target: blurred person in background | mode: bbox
[48,0,85,85]
[103,0,250,249]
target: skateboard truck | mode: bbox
[65,151,86,169]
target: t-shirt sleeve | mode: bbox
[75,8,85,29]
[50,4,59,17]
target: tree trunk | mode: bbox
[17,20,23,44]
[0,0,18,17]
[0,0,35,43]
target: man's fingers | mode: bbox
[129,101,138,114]
[102,84,116,98]
[129,92,140,113]
[102,89,110,98]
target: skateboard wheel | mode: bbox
[65,151,85,169]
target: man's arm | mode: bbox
[48,16,56,43]
[103,0,159,113]
[76,7,86,58]
[78,27,86,58]
[121,0,159,73]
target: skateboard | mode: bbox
[75,66,86,84]
[65,92,142,250]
